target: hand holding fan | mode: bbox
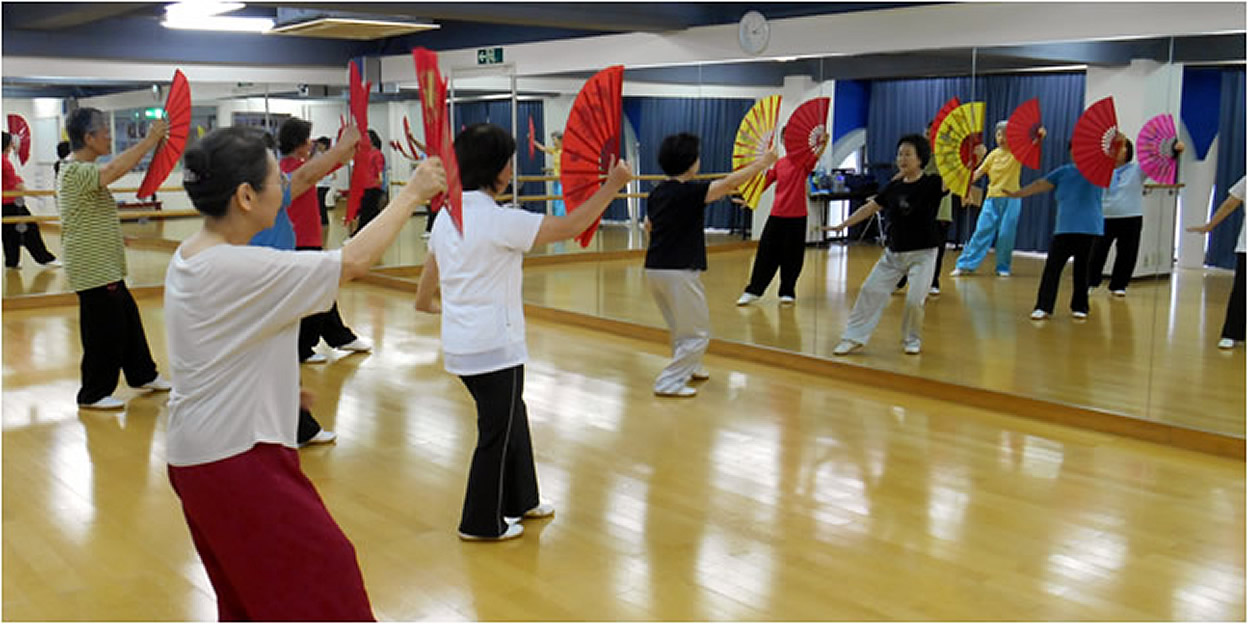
[782,96,831,173]
[138,69,190,199]
[1071,96,1122,187]
[1137,113,1181,184]
[560,65,624,248]
[1006,98,1044,169]
[344,60,374,224]
[6,115,30,166]
[933,101,985,198]
[412,47,463,234]
[732,95,781,209]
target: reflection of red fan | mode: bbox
[1006,98,1044,169]
[929,97,960,154]
[402,116,424,158]
[782,97,830,172]
[413,47,463,234]
[560,65,624,248]
[6,114,30,166]
[527,116,536,160]
[138,70,191,199]
[1138,113,1180,185]
[1071,96,1122,188]
[345,60,373,224]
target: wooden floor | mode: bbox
[519,244,1247,438]
[2,284,1244,620]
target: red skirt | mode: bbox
[168,443,374,621]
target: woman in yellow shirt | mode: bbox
[952,120,1043,277]
[534,130,565,216]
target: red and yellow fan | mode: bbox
[929,97,960,155]
[933,101,985,198]
[1006,98,1044,170]
[138,69,191,199]
[782,96,831,172]
[1071,96,1122,188]
[731,95,781,209]
[560,65,624,248]
[413,47,463,234]
[6,114,31,166]
[344,60,374,224]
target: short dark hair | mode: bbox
[56,140,71,160]
[897,133,931,168]
[1,132,9,152]
[277,118,312,155]
[182,127,272,218]
[67,107,107,151]
[455,123,516,192]
[1121,138,1134,163]
[368,129,382,150]
[315,136,331,150]
[658,133,700,176]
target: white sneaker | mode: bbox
[833,339,863,356]
[949,268,969,277]
[1111,290,1126,298]
[691,369,710,381]
[1218,338,1236,350]
[338,337,372,353]
[1029,309,1050,320]
[903,341,921,355]
[80,396,125,410]
[655,385,697,397]
[458,522,524,542]
[1072,311,1089,319]
[302,353,329,364]
[778,295,795,305]
[735,292,759,306]
[420,232,431,239]
[301,429,337,447]
[522,503,555,519]
[41,259,62,268]
[928,287,941,296]
[997,270,1011,277]
[138,375,172,392]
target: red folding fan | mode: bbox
[402,115,424,158]
[6,115,30,166]
[413,47,463,234]
[344,61,375,224]
[1137,113,1180,185]
[1071,96,1122,188]
[527,115,537,160]
[138,70,191,199]
[929,97,960,154]
[560,65,624,248]
[782,97,830,172]
[1006,98,1043,170]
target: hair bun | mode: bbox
[182,148,210,184]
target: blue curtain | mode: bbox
[1207,68,1246,269]
[624,96,756,229]
[866,72,1085,252]
[451,100,546,213]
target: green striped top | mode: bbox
[57,161,126,292]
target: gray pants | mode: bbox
[842,247,938,348]
[646,269,710,393]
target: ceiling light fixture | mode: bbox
[162,2,274,33]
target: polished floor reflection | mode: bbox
[521,244,1247,438]
[3,285,1243,620]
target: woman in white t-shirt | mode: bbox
[165,126,445,619]
[414,123,632,541]
[1188,175,1246,350]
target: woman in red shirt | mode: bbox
[352,130,387,234]
[2,131,58,268]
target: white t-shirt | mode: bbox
[1230,176,1246,254]
[429,190,544,376]
[163,244,342,466]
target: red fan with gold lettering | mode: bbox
[6,114,30,166]
[560,65,624,248]
[138,70,191,199]
[782,96,831,172]
[1071,96,1122,188]
[344,60,374,224]
[413,47,463,234]
[1006,98,1044,170]
[929,97,960,154]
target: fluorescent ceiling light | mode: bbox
[162,2,274,32]
[164,2,244,19]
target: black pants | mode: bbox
[458,365,540,538]
[3,203,56,267]
[897,220,950,290]
[295,246,358,361]
[1223,253,1246,341]
[1088,216,1142,291]
[951,195,973,246]
[75,281,159,405]
[1034,233,1097,315]
[353,188,385,235]
[297,408,323,445]
[316,187,330,226]
[744,215,807,298]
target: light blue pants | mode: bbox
[551,181,566,217]
[955,196,1021,274]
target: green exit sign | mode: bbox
[477,47,504,65]
[143,108,164,120]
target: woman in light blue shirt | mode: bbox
[1088,139,1143,295]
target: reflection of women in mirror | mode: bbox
[825,134,948,356]
[896,119,958,296]
[352,129,387,234]
[1088,138,1185,296]
[736,126,814,306]
[952,120,1046,277]
[1187,175,1245,350]
[647,133,777,396]
[533,130,565,216]
[167,126,447,620]
[415,123,632,540]
[3,132,59,269]
[1007,141,1105,320]
[313,136,335,227]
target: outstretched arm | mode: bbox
[706,146,779,203]
[824,199,882,231]
[532,158,633,246]
[1006,178,1054,199]
[1188,192,1244,234]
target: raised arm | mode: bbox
[706,146,780,204]
[531,158,633,247]
[98,119,168,187]
[339,157,446,283]
[291,125,360,198]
